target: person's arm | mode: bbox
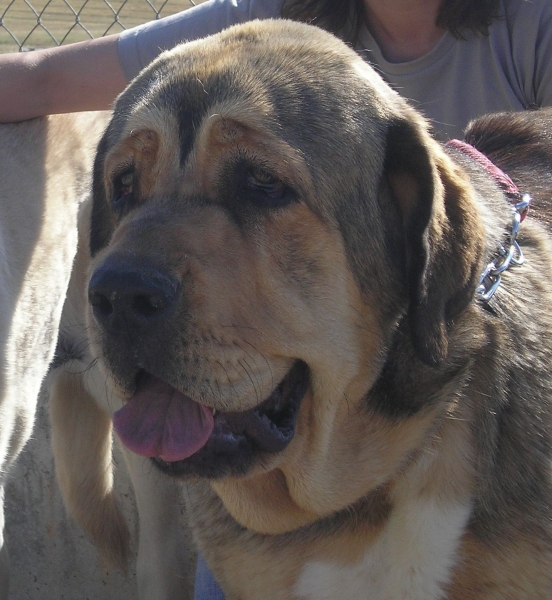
[0,33,128,123]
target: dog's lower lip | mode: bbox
[214,360,310,454]
[151,360,310,474]
[213,361,308,453]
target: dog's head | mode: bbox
[88,20,484,534]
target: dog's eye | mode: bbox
[113,169,134,211]
[114,170,133,198]
[245,167,291,205]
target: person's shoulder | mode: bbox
[247,0,285,18]
[502,0,552,23]
[484,0,552,44]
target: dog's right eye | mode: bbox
[112,169,134,212]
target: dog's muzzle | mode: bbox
[88,258,310,478]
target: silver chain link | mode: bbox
[477,193,532,302]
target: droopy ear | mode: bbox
[90,131,116,257]
[385,116,485,366]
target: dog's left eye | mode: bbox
[245,167,293,206]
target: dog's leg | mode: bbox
[49,362,131,569]
[120,446,197,600]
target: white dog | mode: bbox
[0,112,107,597]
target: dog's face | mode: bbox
[88,21,484,534]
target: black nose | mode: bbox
[88,261,179,329]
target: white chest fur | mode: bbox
[294,498,471,600]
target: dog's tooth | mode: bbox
[212,408,217,417]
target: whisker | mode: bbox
[238,358,260,402]
[241,340,274,392]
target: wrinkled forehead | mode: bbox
[108,21,397,161]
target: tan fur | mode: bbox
[49,362,129,569]
[48,21,552,600]
[448,534,552,599]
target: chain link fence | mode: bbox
[0,0,197,53]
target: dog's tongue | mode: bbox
[113,375,214,462]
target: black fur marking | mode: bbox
[90,133,115,257]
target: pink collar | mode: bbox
[446,139,532,301]
[446,138,530,221]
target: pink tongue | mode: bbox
[113,376,214,462]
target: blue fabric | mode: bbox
[118,0,283,81]
[194,553,226,600]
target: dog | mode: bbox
[48,19,552,599]
[0,111,107,597]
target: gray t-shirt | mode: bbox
[118,0,552,139]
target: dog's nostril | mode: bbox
[132,294,165,318]
[88,263,179,328]
[89,291,114,318]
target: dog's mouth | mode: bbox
[113,361,309,475]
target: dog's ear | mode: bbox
[385,116,485,366]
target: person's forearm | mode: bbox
[0,35,129,123]
[0,50,46,122]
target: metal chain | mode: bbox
[477,193,532,302]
